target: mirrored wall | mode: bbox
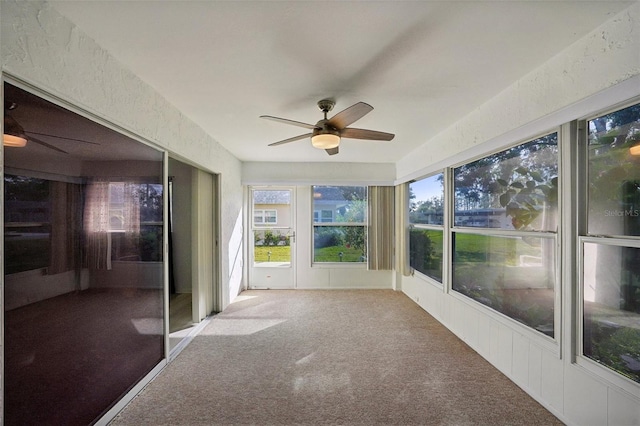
[3,82,165,425]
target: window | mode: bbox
[110,182,163,262]
[314,210,334,223]
[581,101,640,384]
[254,209,277,225]
[4,175,51,274]
[312,186,367,263]
[409,173,444,282]
[452,133,559,338]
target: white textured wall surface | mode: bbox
[396,2,640,182]
[1,0,243,309]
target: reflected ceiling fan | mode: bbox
[261,99,394,156]
[3,102,99,154]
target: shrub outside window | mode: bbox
[581,102,640,384]
[312,186,367,263]
[409,173,444,282]
[452,133,558,338]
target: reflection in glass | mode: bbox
[588,103,640,236]
[3,82,164,425]
[314,226,367,263]
[4,176,51,274]
[409,228,443,282]
[454,133,558,231]
[409,174,444,225]
[452,233,555,337]
[583,243,640,383]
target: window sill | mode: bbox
[312,262,367,269]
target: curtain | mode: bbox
[48,181,82,275]
[84,180,111,270]
[368,186,395,270]
[83,180,140,270]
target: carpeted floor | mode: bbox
[111,290,563,425]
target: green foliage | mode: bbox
[409,228,442,280]
[454,134,558,226]
[263,229,277,246]
[590,324,640,383]
[258,229,290,246]
[497,167,558,230]
[314,227,343,248]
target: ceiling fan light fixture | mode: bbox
[4,114,28,147]
[311,133,340,149]
[3,133,27,147]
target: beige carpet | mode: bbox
[111,290,563,425]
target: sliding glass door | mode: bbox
[3,82,165,425]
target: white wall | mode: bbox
[243,161,396,186]
[398,4,640,426]
[1,0,244,311]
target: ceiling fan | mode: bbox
[261,99,394,156]
[3,102,99,154]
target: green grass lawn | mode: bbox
[254,246,291,262]
[314,245,365,262]
[454,233,541,264]
[255,245,366,263]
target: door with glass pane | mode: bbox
[249,187,295,289]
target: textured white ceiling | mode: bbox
[49,0,634,163]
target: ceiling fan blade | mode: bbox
[327,102,373,130]
[260,115,319,130]
[341,128,395,141]
[325,147,339,156]
[28,136,69,154]
[26,131,100,145]
[268,133,312,146]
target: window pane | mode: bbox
[264,210,277,224]
[313,186,367,224]
[583,243,640,383]
[3,82,164,425]
[453,233,555,337]
[409,174,444,225]
[4,176,51,274]
[253,190,290,227]
[409,228,443,282]
[253,229,291,264]
[587,103,640,236]
[454,134,558,231]
[313,226,367,262]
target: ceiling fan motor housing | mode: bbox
[317,99,335,114]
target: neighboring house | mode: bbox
[253,190,290,227]
[312,186,351,223]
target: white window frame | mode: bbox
[408,171,446,287]
[575,99,640,395]
[312,186,368,265]
[254,209,277,226]
[448,130,561,351]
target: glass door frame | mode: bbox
[248,186,296,289]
